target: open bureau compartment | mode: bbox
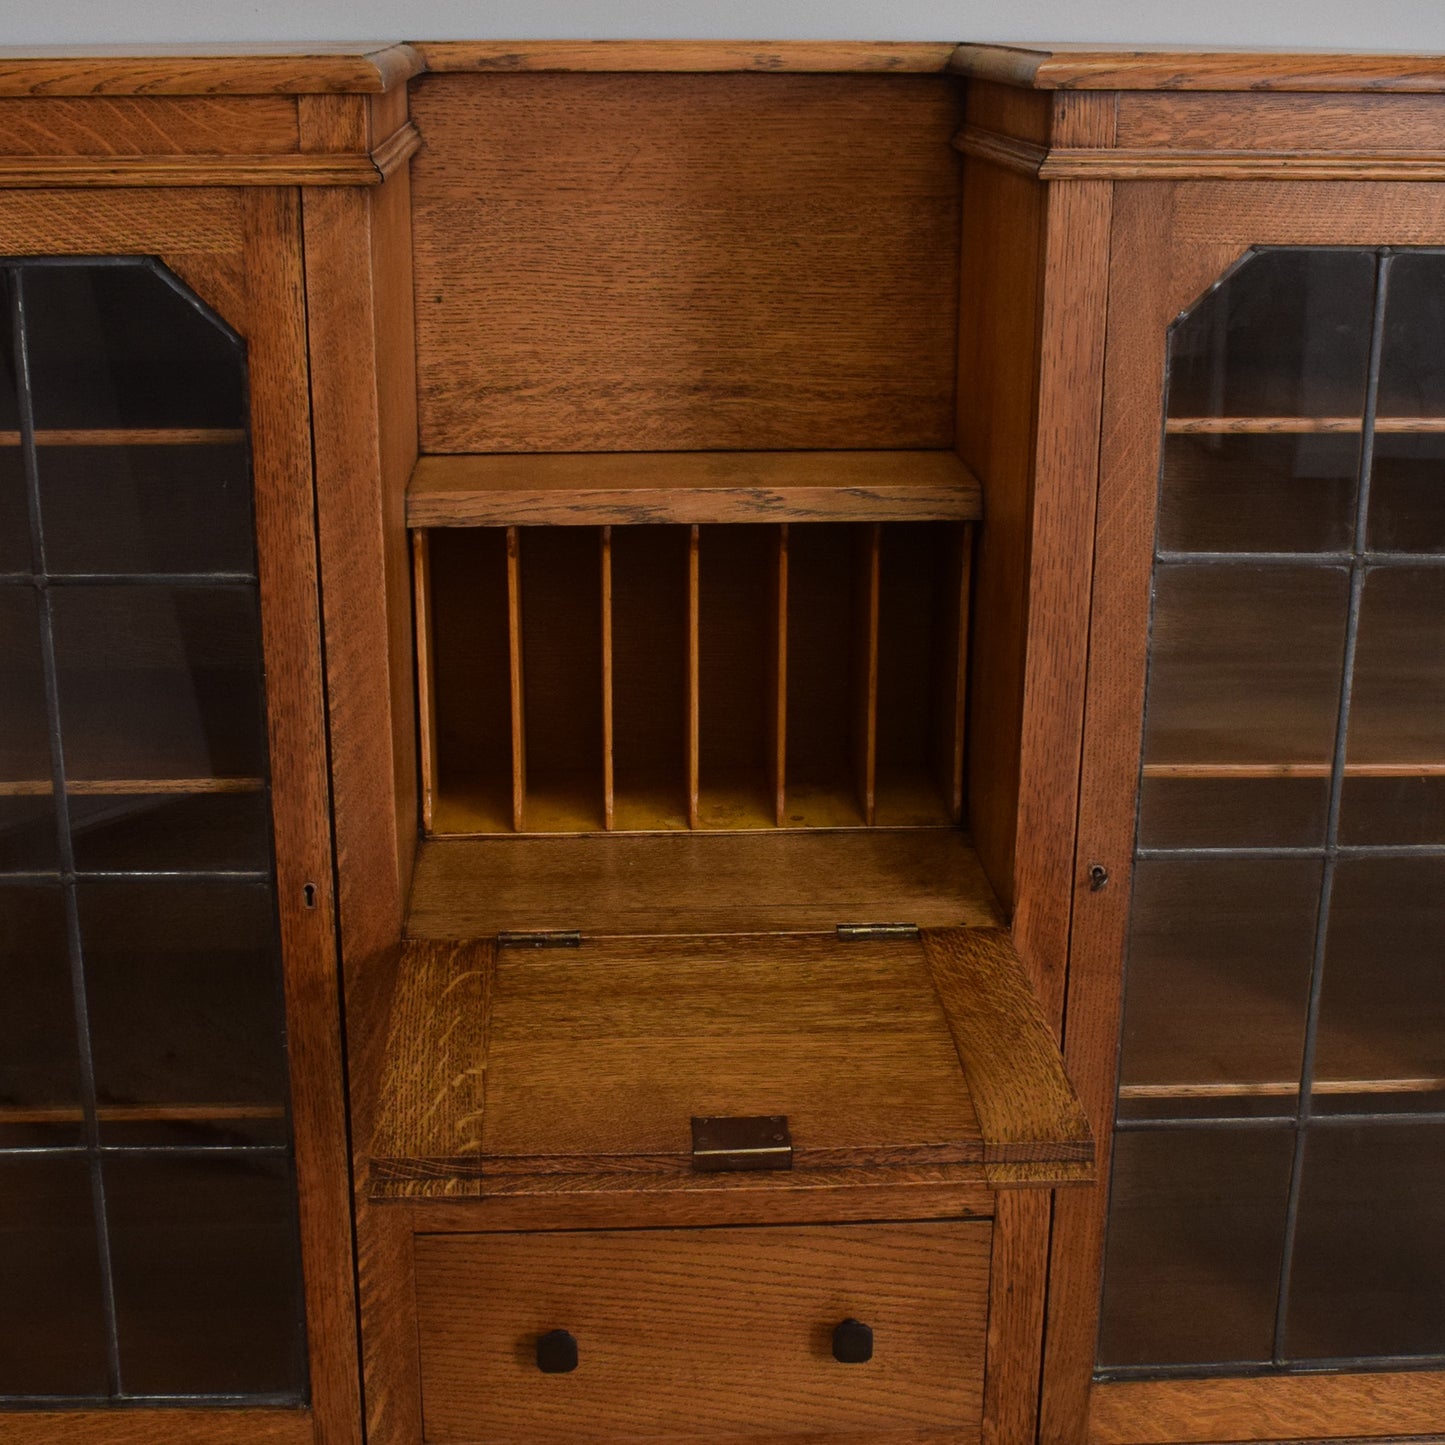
[367,65,1092,1445]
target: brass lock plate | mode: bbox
[690,1115,793,1172]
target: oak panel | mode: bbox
[410,73,963,453]
[414,1222,989,1443]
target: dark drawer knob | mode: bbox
[832,1318,874,1364]
[535,1329,578,1374]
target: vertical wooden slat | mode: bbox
[769,524,790,827]
[936,521,973,825]
[853,522,881,826]
[600,525,615,831]
[506,525,526,833]
[412,530,438,835]
[686,523,701,829]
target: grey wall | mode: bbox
[6,0,1445,50]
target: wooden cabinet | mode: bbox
[0,151,382,1444]
[0,36,1443,1445]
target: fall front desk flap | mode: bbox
[369,922,1093,1200]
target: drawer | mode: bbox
[414,1220,991,1444]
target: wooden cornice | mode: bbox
[0,43,422,96]
[954,124,1445,182]
[412,40,959,73]
[949,42,1445,93]
[0,119,421,187]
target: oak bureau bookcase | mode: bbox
[0,36,1440,1445]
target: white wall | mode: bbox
[6,0,1445,51]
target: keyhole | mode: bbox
[303,883,317,909]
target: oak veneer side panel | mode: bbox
[1039,182,1177,1445]
[411,72,964,453]
[1089,1373,1445,1444]
[414,40,960,73]
[370,938,493,1179]
[920,928,1093,1183]
[956,153,1047,912]
[242,186,363,1445]
[0,1415,312,1444]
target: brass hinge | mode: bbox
[497,929,582,949]
[835,922,920,942]
[691,1115,793,1172]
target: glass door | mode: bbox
[0,260,306,1406]
[1098,248,1445,1377]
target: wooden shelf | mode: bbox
[406,829,1002,940]
[0,1103,285,1124]
[0,428,247,447]
[1119,1078,1445,1102]
[1143,761,1445,779]
[407,451,983,528]
[1166,416,1445,434]
[0,776,264,797]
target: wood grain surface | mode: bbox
[371,939,493,1183]
[410,73,963,453]
[1089,1371,1445,1443]
[0,95,298,154]
[376,1173,996,1222]
[1040,180,1179,1445]
[921,929,1093,1185]
[414,1222,989,1443]
[0,43,421,96]
[955,150,1045,913]
[949,43,1445,93]
[371,923,1088,1200]
[405,830,1004,938]
[407,450,984,527]
[241,187,364,1445]
[1116,92,1445,152]
[415,40,960,73]
[0,1414,311,1444]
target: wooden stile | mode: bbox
[686,523,701,830]
[505,525,525,834]
[600,526,615,832]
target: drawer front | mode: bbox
[414,1220,991,1444]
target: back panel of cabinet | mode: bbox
[408,72,964,454]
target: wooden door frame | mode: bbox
[1041,178,1445,1445]
[0,186,360,1445]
